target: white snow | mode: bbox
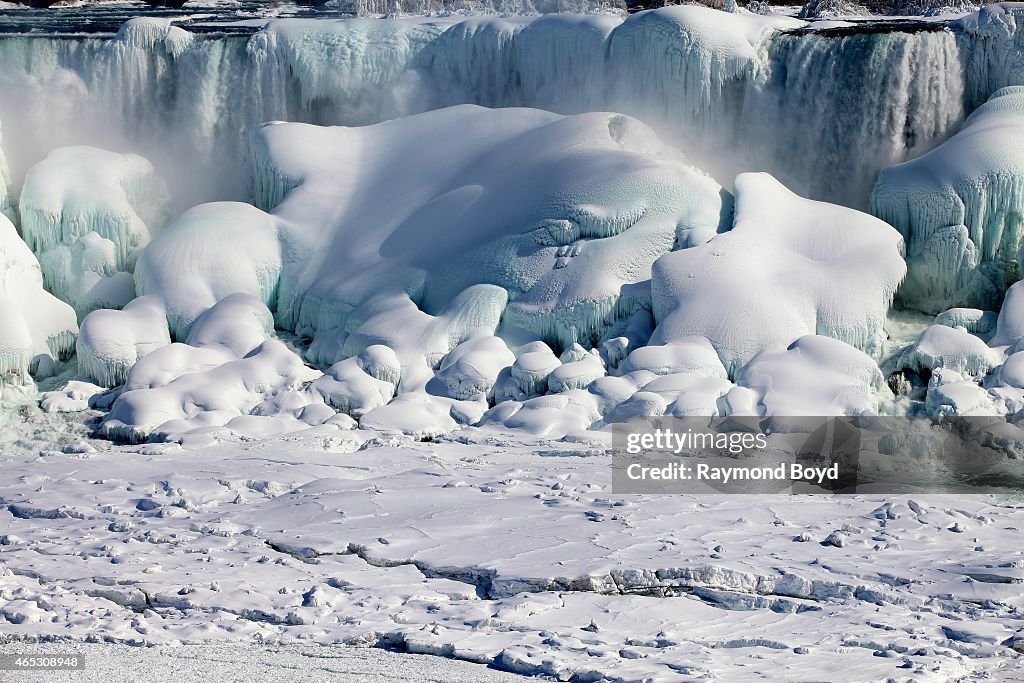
[651,172,906,376]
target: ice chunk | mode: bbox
[247,105,725,359]
[652,173,905,376]
[435,335,514,401]
[738,335,886,416]
[885,324,1001,380]
[0,214,77,385]
[935,307,998,336]
[135,202,281,340]
[77,296,171,388]
[871,86,1024,314]
[19,146,169,316]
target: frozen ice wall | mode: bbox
[0,7,1021,209]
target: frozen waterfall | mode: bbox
[0,7,1021,210]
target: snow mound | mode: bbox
[635,371,734,417]
[652,173,906,376]
[617,337,727,378]
[247,105,725,362]
[135,202,281,340]
[479,389,601,437]
[0,214,77,385]
[510,342,561,396]
[871,86,1024,314]
[184,293,274,359]
[885,324,1001,380]
[359,393,459,440]
[435,335,515,401]
[311,355,397,418]
[19,146,169,317]
[737,335,886,416]
[990,279,1024,347]
[100,339,319,443]
[548,350,605,393]
[935,307,998,337]
[77,296,171,388]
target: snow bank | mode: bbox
[243,105,724,362]
[652,173,906,376]
[76,296,171,388]
[872,86,1024,314]
[135,202,281,340]
[19,146,169,316]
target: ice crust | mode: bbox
[19,146,169,317]
[872,86,1024,314]
[651,173,906,376]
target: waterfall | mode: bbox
[0,7,1021,211]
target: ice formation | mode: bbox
[18,146,169,317]
[651,173,906,376]
[76,296,171,388]
[0,214,77,384]
[1,7,1018,211]
[872,86,1024,314]
[244,105,724,359]
[134,202,282,340]
[885,324,1001,379]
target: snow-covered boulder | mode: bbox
[19,146,169,316]
[548,352,605,393]
[652,173,905,376]
[990,279,1024,347]
[244,105,725,362]
[359,393,459,440]
[184,293,274,358]
[0,214,77,384]
[871,86,1024,314]
[311,357,396,418]
[617,337,727,378]
[76,296,171,388]
[479,390,601,437]
[510,342,561,396]
[435,335,515,401]
[636,372,734,417]
[100,339,319,443]
[935,307,998,336]
[737,335,886,416]
[886,324,1001,380]
[135,202,281,339]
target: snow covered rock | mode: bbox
[737,335,886,416]
[359,393,458,439]
[885,324,1001,380]
[311,357,396,418]
[617,337,727,378]
[135,202,281,340]
[637,371,734,417]
[652,173,905,376]
[100,339,319,442]
[548,352,605,393]
[935,307,998,337]
[247,105,725,361]
[990,279,1024,347]
[479,390,601,437]
[76,296,171,388]
[19,146,169,316]
[435,335,515,401]
[184,293,274,359]
[871,86,1024,314]
[0,214,78,384]
[510,342,561,396]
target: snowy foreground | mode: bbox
[1,413,1023,682]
